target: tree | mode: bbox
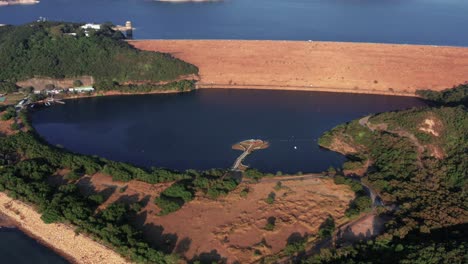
[20,86,34,94]
[73,80,83,87]
[0,81,18,93]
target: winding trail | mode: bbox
[359,115,426,167]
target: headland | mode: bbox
[0,0,39,6]
[130,40,468,97]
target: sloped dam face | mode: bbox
[31,89,425,173]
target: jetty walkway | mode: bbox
[231,139,269,171]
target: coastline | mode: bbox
[195,83,417,97]
[0,212,16,228]
[0,192,130,264]
[130,40,468,97]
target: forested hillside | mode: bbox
[312,100,467,263]
[417,83,468,107]
[0,22,198,90]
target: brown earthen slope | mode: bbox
[130,40,468,96]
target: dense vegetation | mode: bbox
[417,83,468,106]
[0,142,175,263]
[312,103,467,263]
[332,175,372,218]
[0,22,198,90]
[94,80,196,93]
[156,169,239,215]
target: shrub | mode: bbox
[73,80,83,87]
[266,192,276,204]
[318,216,335,239]
[10,123,20,130]
[240,187,250,197]
[264,216,276,231]
[274,181,283,191]
[88,194,105,205]
[65,170,82,181]
[1,107,16,121]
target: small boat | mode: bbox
[294,146,298,150]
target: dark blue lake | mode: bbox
[0,228,69,264]
[31,89,426,173]
[0,0,468,46]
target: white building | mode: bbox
[80,23,101,37]
[80,23,101,30]
[68,86,95,93]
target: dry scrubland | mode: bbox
[130,40,468,96]
[78,174,354,263]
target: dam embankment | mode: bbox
[130,40,468,96]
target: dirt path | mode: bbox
[130,40,468,96]
[359,115,426,167]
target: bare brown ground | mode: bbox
[77,174,353,263]
[16,76,94,90]
[0,192,130,264]
[129,40,468,96]
[327,136,361,156]
[0,112,17,136]
[337,214,387,245]
[151,178,351,263]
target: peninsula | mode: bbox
[0,0,39,6]
[130,40,468,96]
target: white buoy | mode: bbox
[294,146,298,150]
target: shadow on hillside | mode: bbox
[76,176,116,204]
[189,250,228,264]
[133,211,179,254]
[336,215,388,246]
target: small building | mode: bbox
[49,89,64,94]
[80,23,101,30]
[68,86,95,93]
[80,23,101,37]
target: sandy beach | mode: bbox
[130,40,468,96]
[0,192,130,264]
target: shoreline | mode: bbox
[0,220,77,264]
[0,192,130,264]
[133,39,468,49]
[61,87,192,100]
[196,83,418,97]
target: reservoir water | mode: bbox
[0,0,468,46]
[0,228,69,264]
[1,0,460,259]
[32,90,426,173]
